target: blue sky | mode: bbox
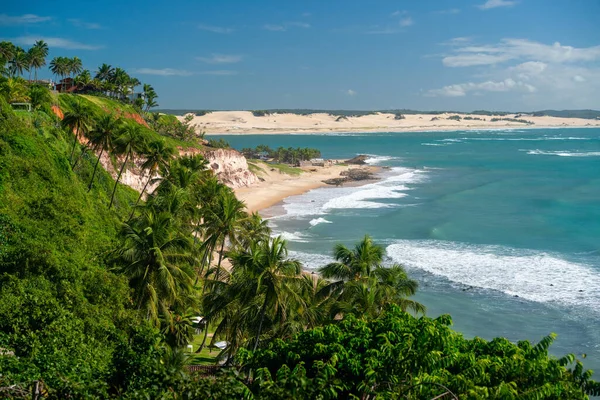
[3,1,600,111]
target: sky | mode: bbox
[2,1,600,111]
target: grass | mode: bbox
[266,162,303,176]
[247,159,267,176]
[187,323,221,365]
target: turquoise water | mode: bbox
[216,128,600,374]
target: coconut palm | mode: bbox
[115,208,194,323]
[49,57,70,90]
[319,235,425,316]
[95,63,114,82]
[61,100,93,166]
[228,236,301,351]
[8,49,29,78]
[74,70,92,90]
[129,76,141,102]
[68,57,83,78]
[129,139,176,218]
[109,124,145,209]
[28,84,52,110]
[0,41,16,64]
[28,40,48,81]
[239,212,271,248]
[201,188,247,281]
[87,114,120,191]
[143,83,158,111]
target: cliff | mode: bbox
[202,148,259,188]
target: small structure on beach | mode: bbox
[310,158,333,167]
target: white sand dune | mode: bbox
[181,111,600,135]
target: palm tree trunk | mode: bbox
[88,146,105,191]
[69,126,80,166]
[109,150,130,209]
[215,240,226,281]
[128,171,152,220]
[197,321,210,352]
[253,294,269,351]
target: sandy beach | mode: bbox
[234,161,376,213]
[181,111,600,135]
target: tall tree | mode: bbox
[109,124,145,209]
[319,235,425,316]
[28,40,48,81]
[95,63,114,82]
[87,114,120,191]
[129,139,176,218]
[201,189,247,281]
[228,236,301,351]
[61,100,93,166]
[8,48,29,78]
[143,83,158,111]
[116,208,194,323]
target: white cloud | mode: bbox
[0,14,52,25]
[68,19,102,29]
[391,10,407,17]
[346,89,357,96]
[11,36,102,50]
[399,17,414,27]
[196,54,242,64]
[573,75,585,82]
[198,70,238,76]
[198,24,233,34]
[134,68,193,76]
[442,39,600,67]
[427,78,535,97]
[263,22,311,31]
[478,0,518,10]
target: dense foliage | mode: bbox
[241,144,321,163]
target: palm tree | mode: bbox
[319,235,425,316]
[68,57,83,78]
[61,100,93,166]
[228,236,301,351]
[129,139,176,218]
[95,63,114,82]
[28,40,48,81]
[239,212,271,249]
[129,76,141,102]
[74,70,92,90]
[0,41,16,64]
[201,189,247,281]
[8,49,29,78]
[87,114,120,191]
[109,124,145,209]
[143,84,158,111]
[50,57,70,91]
[115,208,194,323]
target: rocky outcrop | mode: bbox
[345,155,368,165]
[202,148,259,188]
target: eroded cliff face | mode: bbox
[202,148,259,188]
[98,147,257,194]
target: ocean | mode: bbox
[215,128,600,374]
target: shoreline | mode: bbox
[235,162,379,214]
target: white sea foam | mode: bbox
[288,250,335,270]
[386,240,600,309]
[310,217,332,226]
[525,149,600,157]
[364,155,400,165]
[273,231,311,243]
[422,143,450,146]
[322,167,426,210]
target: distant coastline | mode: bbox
[176,111,600,135]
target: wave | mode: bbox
[273,231,312,243]
[322,167,426,210]
[288,250,335,270]
[364,155,400,165]
[421,143,450,146]
[310,217,332,226]
[386,240,600,310]
[524,149,600,157]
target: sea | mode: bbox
[214,128,600,374]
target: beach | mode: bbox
[180,111,600,135]
[235,162,378,213]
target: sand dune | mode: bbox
[181,111,600,135]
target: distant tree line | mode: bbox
[241,145,321,164]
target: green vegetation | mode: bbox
[447,114,462,121]
[265,163,303,175]
[490,117,535,124]
[241,144,321,164]
[1,39,598,399]
[251,110,271,117]
[207,138,231,148]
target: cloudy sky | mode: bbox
[2,0,599,111]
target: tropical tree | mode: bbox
[115,207,194,323]
[319,235,425,316]
[109,124,145,208]
[95,63,114,82]
[87,114,121,191]
[143,83,158,111]
[0,41,16,64]
[0,77,29,103]
[129,76,141,101]
[49,56,70,89]
[61,99,93,166]
[8,48,29,78]
[74,69,92,89]
[129,139,176,217]
[28,84,52,110]
[228,236,301,351]
[239,212,271,249]
[68,56,83,79]
[28,40,48,81]
[201,188,247,281]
